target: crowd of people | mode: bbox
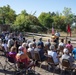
[0,31,76,74]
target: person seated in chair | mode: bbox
[72,48,76,60]
[16,46,34,69]
[27,43,34,58]
[61,48,74,67]
[66,41,73,53]
[21,43,27,54]
[51,38,57,49]
[57,39,65,55]
[8,46,17,63]
[34,43,47,61]
[48,45,59,64]
[58,39,65,47]
[33,39,36,47]
[44,39,51,53]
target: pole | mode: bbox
[33,33,34,39]
[65,37,67,44]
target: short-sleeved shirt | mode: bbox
[9,52,17,58]
[61,54,74,66]
[66,44,73,51]
[72,48,76,60]
[48,50,59,64]
[27,48,34,58]
[8,52,17,63]
[16,53,30,66]
[59,42,65,47]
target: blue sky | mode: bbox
[0,0,76,17]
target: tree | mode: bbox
[58,16,67,31]
[51,12,56,16]
[52,11,67,31]
[14,10,41,32]
[38,12,53,30]
[14,10,28,31]
[20,10,28,16]
[52,12,61,30]
[62,7,74,25]
[0,5,16,24]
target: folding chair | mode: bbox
[34,51,44,72]
[61,59,74,75]
[27,51,36,73]
[27,51,32,59]
[44,44,49,54]
[15,61,27,75]
[16,54,35,75]
[0,46,6,70]
[46,55,60,75]
[0,45,5,55]
[57,46,64,55]
[4,52,17,73]
[0,55,4,70]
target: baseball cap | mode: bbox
[63,48,68,53]
[18,46,24,51]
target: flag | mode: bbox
[52,26,54,35]
[67,24,71,37]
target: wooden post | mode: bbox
[65,37,67,44]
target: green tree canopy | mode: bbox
[38,12,53,29]
[0,5,16,24]
[14,10,41,32]
[62,7,74,25]
[0,5,75,33]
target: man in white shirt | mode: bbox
[48,45,59,64]
[59,39,65,47]
[61,48,74,67]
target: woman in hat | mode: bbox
[16,45,34,69]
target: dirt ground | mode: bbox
[0,54,76,75]
[0,53,60,75]
[26,35,76,48]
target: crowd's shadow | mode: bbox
[36,63,76,75]
[0,68,15,75]
[0,68,40,75]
